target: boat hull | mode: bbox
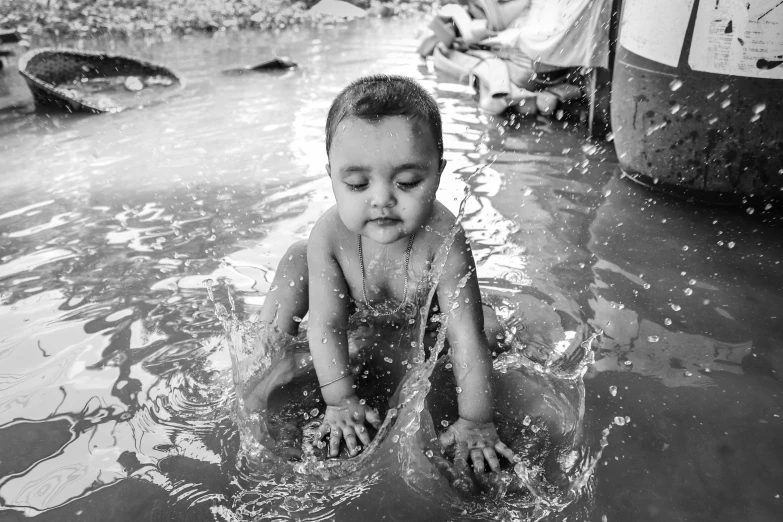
[18,48,184,114]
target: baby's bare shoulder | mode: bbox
[313,206,341,231]
[427,201,462,235]
[309,207,352,254]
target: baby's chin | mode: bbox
[357,222,411,244]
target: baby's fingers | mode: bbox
[483,447,500,472]
[470,448,485,474]
[439,427,457,448]
[343,427,360,457]
[355,423,371,446]
[453,441,470,471]
[328,427,342,457]
[316,421,331,442]
[365,407,382,430]
[494,441,516,463]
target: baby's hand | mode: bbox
[316,395,382,458]
[439,418,515,473]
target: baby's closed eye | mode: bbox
[396,179,421,190]
[346,182,368,191]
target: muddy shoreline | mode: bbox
[0,0,431,43]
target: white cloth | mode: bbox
[482,0,613,69]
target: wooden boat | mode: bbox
[18,48,184,114]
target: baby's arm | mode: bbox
[307,221,380,457]
[436,228,514,472]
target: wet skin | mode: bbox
[276,115,516,472]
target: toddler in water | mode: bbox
[256,74,515,473]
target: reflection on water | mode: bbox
[1,17,782,522]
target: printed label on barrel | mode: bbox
[620,0,696,67]
[689,0,783,79]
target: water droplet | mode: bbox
[682,245,689,251]
[689,279,696,285]
[684,288,693,296]
[293,316,302,323]
[664,318,672,326]
[671,304,681,311]
[752,103,766,114]
[523,415,531,426]
[685,370,693,377]
[728,242,735,249]
[603,189,612,197]
[643,283,651,289]
[455,387,463,394]
[648,336,660,343]
[310,408,319,417]
[408,318,415,324]
[426,450,434,458]
[746,207,755,215]
[338,293,345,298]
[410,341,417,348]
[359,398,366,405]
[303,390,308,396]
[624,360,632,366]
[609,385,617,396]
[669,79,683,91]
[717,240,725,246]
[445,363,452,369]
[721,99,731,109]
[392,435,399,443]
[384,357,393,363]
[288,281,295,287]
[441,420,449,427]
[614,416,626,426]
[322,337,328,344]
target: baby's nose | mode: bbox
[370,184,396,207]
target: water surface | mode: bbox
[0,17,782,522]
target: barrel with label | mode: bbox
[611,0,783,203]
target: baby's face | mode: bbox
[327,115,444,245]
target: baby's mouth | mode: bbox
[369,217,400,226]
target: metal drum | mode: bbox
[611,0,783,204]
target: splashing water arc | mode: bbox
[210,187,609,520]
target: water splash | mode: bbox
[208,188,611,519]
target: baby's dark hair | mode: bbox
[325,74,443,160]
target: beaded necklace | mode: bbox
[357,233,415,316]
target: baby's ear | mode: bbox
[326,163,332,177]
